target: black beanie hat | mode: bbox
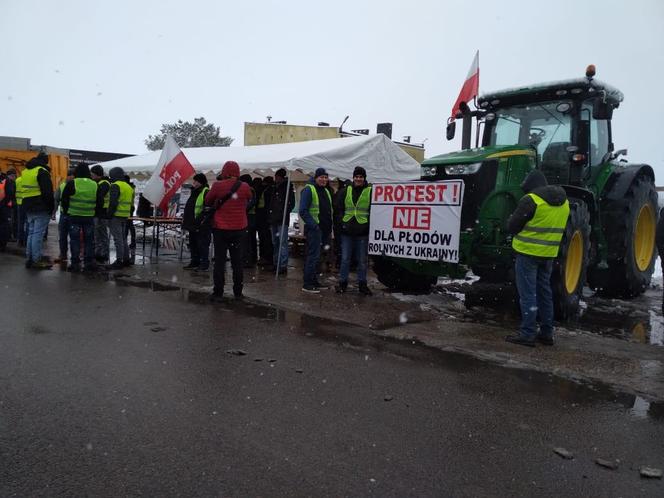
[90,164,104,177]
[193,173,208,185]
[275,168,287,179]
[352,166,367,178]
[314,167,328,178]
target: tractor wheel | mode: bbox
[594,176,658,297]
[371,256,437,293]
[551,199,591,320]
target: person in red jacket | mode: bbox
[205,160,253,301]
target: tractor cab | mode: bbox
[472,66,623,188]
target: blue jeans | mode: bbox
[515,253,554,340]
[69,217,95,267]
[58,213,70,258]
[271,224,289,270]
[25,212,50,262]
[303,225,322,286]
[340,235,368,284]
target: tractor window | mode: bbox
[486,102,572,161]
[590,116,610,166]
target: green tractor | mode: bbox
[372,66,658,319]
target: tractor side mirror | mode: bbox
[592,98,613,120]
[446,121,456,141]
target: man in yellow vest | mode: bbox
[53,167,75,263]
[107,167,133,269]
[334,166,372,295]
[181,173,210,271]
[90,165,112,264]
[60,164,100,272]
[298,167,333,293]
[22,152,54,269]
[506,170,570,347]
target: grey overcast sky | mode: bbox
[1,0,663,175]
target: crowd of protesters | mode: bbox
[1,157,375,300]
[0,154,136,271]
[180,160,373,300]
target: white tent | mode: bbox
[98,134,421,182]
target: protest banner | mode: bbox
[368,180,464,262]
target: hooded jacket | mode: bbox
[205,161,252,230]
[507,170,568,236]
[107,167,130,218]
[22,155,54,214]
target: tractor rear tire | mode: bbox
[372,256,437,294]
[551,199,591,320]
[593,175,658,297]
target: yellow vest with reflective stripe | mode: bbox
[20,166,48,199]
[69,178,98,217]
[342,185,372,224]
[113,180,133,218]
[98,179,111,209]
[58,181,66,213]
[512,193,570,258]
[194,186,209,218]
[305,184,332,225]
[15,176,24,205]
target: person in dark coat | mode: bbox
[268,168,296,274]
[240,174,258,268]
[256,176,274,265]
[61,163,100,272]
[0,171,10,251]
[181,173,210,271]
[505,170,569,347]
[22,153,54,269]
[90,164,112,264]
[334,166,372,295]
[656,207,664,313]
[299,167,333,293]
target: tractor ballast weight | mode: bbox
[372,67,658,319]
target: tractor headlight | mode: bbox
[444,162,482,175]
[421,166,438,177]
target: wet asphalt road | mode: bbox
[1,255,663,497]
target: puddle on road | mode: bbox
[175,285,664,421]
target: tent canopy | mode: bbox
[98,134,421,183]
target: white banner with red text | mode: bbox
[368,180,465,263]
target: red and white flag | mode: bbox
[142,135,195,212]
[450,50,479,118]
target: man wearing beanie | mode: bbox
[334,165,373,295]
[298,167,333,293]
[22,152,54,269]
[268,167,295,275]
[205,160,252,300]
[181,173,210,271]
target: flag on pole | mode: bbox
[450,51,479,118]
[142,135,195,213]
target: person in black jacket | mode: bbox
[268,168,296,274]
[256,176,274,265]
[505,170,569,347]
[90,164,112,264]
[334,166,372,295]
[23,153,54,269]
[182,173,210,271]
[656,207,664,313]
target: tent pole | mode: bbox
[275,166,292,279]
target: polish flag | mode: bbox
[143,135,195,212]
[451,51,479,118]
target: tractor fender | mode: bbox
[559,185,596,221]
[603,164,655,201]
